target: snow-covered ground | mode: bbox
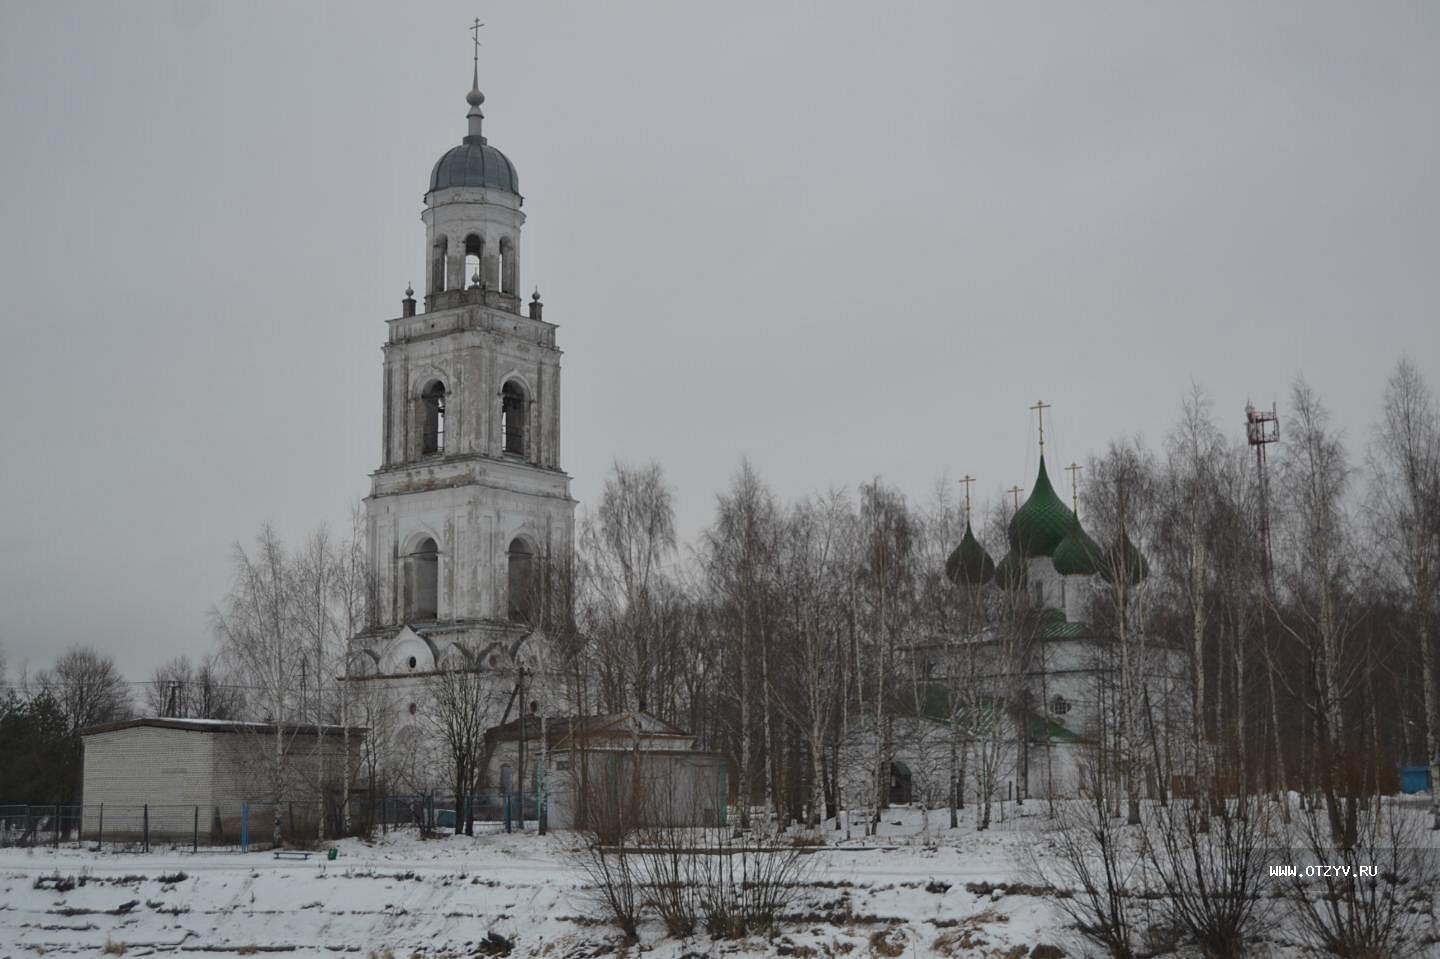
[0,805,1093,958]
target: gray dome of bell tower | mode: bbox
[426,55,520,196]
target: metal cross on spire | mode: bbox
[1065,462,1083,512]
[1007,485,1024,514]
[1030,399,1052,456]
[959,475,976,524]
[469,18,485,88]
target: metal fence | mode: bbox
[2,800,332,852]
[0,790,545,852]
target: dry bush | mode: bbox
[1140,795,1275,959]
[1027,794,1149,959]
[1282,799,1439,959]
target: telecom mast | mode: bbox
[1245,402,1280,585]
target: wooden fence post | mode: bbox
[193,806,199,852]
[97,803,104,848]
[143,804,150,853]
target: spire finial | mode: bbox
[1065,462,1083,513]
[959,475,976,525]
[465,19,486,140]
[1030,399,1051,456]
[1007,484,1024,514]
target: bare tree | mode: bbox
[1370,357,1440,828]
[214,524,306,847]
[1274,378,1360,845]
[34,646,131,733]
[1084,440,1159,824]
[426,659,511,835]
[773,491,854,829]
[1155,388,1227,804]
[144,653,244,719]
[701,459,781,832]
[854,480,919,833]
[579,460,686,718]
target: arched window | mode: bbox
[407,537,439,620]
[431,235,449,293]
[464,233,483,289]
[500,381,526,456]
[507,537,535,623]
[420,381,446,455]
[499,236,516,294]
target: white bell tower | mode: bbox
[354,47,575,694]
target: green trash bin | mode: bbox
[327,847,338,861]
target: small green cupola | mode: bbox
[1052,517,1103,576]
[1007,457,1075,558]
[946,521,996,586]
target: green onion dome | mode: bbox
[945,521,996,586]
[994,549,1028,590]
[1052,517,1103,576]
[1099,532,1150,585]
[1008,457,1076,558]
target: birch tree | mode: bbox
[1370,358,1440,828]
[215,525,305,847]
[1274,378,1360,845]
[1084,440,1159,825]
[702,459,780,832]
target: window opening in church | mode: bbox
[409,538,439,620]
[464,234,483,289]
[501,381,526,455]
[421,381,447,455]
[507,537,535,623]
[432,235,449,293]
[499,236,515,294]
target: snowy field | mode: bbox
[0,805,1095,959]
[10,800,1433,958]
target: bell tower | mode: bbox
[356,52,575,680]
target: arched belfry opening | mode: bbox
[500,381,526,456]
[420,381,447,455]
[407,537,439,621]
[431,235,449,293]
[507,537,536,623]
[464,233,483,289]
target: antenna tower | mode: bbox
[1245,401,1279,585]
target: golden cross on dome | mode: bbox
[1029,400,1052,456]
[1007,485,1024,514]
[959,475,976,523]
[1065,462,1083,512]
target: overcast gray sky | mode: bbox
[2,1,1437,684]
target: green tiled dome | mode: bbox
[1099,532,1150,585]
[945,521,996,586]
[994,549,1028,590]
[1008,457,1075,558]
[1052,518,1103,576]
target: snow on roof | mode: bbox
[80,716,368,737]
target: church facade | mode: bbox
[349,62,575,785]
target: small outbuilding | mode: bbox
[486,711,732,832]
[80,717,366,842]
